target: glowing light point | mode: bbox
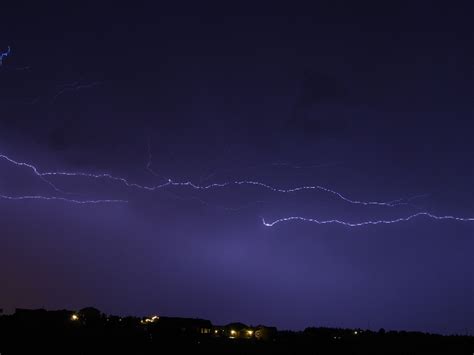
[142,315,160,324]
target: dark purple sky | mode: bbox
[0,2,473,334]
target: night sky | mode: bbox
[0,2,473,334]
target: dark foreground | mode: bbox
[0,308,472,354]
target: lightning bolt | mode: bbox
[0,45,11,66]
[1,151,473,228]
[0,194,127,204]
[0,154,66,193]
[262,212,474,227]
[41,172,417,207]
[1,152,421,207]
[0,154,126,204]
[145,142,269,210]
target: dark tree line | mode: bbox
[0,307,472,354]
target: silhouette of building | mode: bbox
[146,316,212,337]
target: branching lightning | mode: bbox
[40,171,414,207]
[1,151,414,207]
[0,154,126,204]
[1,151,473,228]
[0,154,65,193]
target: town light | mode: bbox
[142,315,160,324]
[71,314,79,321]
[247,330,253,336]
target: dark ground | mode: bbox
[0,308,472,354]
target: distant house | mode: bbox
[211,323,254,339]
[224,322,253,339]
[254,325,277,341]
[147,316,212,337]
[212,322,276,340]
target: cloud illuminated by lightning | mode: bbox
[262,212,474,227]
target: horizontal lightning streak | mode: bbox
[1,152,420,207]
[0,194,127,204]
[1,153,472,227]
[42,172,410,207]
[262,212,474,227]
